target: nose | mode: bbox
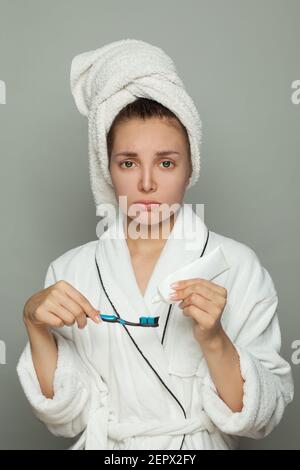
[137,166,157,192]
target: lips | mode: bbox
[133,201,161,212]
[134,201,161,205]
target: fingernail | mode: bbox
[170,282,180,289]
[94,315,101,323]
[169,292,178,299]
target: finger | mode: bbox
[171,278,226,297]
[45,298,83,328]
[52,286,100,324]
[55,293,90,327]
[196,278,227,297]
[179,285,225,310]
[172,283,218,304]
[49,302,86,329]
[182,305,213,329]
[34,308,65,328]
[179,292,221,318]
[61,282,101,322]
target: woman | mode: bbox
[16,39,294,450]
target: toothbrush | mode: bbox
[98,313,159,327]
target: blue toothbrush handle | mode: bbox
[98,313,159,327]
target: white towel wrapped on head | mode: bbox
[70,38,202,217]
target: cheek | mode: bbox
[110,169,135,194]
[158,172,188,194]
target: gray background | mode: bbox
[0,0,299,450]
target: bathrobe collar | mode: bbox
[95,203,209,316]
[94,203,229,396]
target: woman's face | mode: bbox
[109,116,192,227]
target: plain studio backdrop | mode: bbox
[0,0,299,450]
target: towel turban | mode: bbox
[70,38,202,217]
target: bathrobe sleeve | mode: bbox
[16,263,107,439]
[201,250,294,439]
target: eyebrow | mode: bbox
[112,150,180,158]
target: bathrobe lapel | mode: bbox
[95,203,230,399]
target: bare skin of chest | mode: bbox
[130,253,161,297]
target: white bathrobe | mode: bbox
[16,204,294,450]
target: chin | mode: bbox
[129,206,176,231]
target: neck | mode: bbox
[125,213,176,256]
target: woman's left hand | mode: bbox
[169,278,227,346]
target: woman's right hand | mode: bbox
[23,280,102,329]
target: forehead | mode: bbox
[112,117,187,148]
